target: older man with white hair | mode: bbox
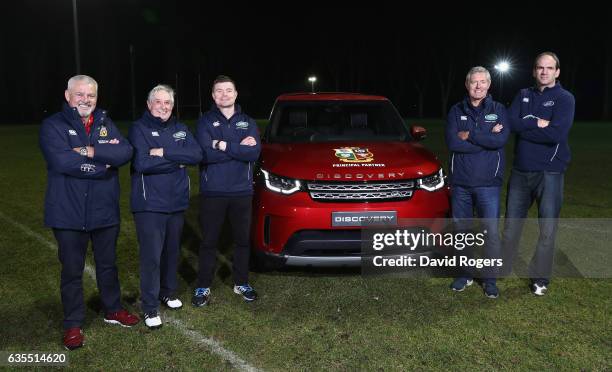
[128,84,202,329]
[39,75,139,350]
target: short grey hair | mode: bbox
[67,75,98,92]
[465,66,491,84]
[147,84,175,104]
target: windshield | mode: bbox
[267,100,410,143]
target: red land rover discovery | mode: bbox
[251,93,449,267]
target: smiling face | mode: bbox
[533,54,560,89]
[212,81,237,109]
[465,71,490,104]
[65,81,97,118]
[147,90,174,122]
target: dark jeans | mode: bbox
[134,212,184,313]
[503,169,564,285]
[451,185,502,284]
[53,225,122,329]
[197,196,252,288]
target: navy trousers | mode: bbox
[503,169,564,285]
[451,185,502,283]
[53,225,122,329]
[134,212,184,313]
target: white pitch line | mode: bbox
[0,210,261,372]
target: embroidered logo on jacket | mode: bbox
[68,130,77,136]
[484,114,498,122]
[212,121,221,127]
[460,116,467,121]
[152,131,159,136]
[173,131,186,140]
[80,163,96,173]
[543,100,555,107]
[99,126,108,137]
[235,121,249,129]
[522,97,529,103]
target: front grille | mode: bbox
[307,180,415,201]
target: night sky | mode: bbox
[3,2,611,123]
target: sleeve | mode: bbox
[517,94,575,144]
[92,119,133,167]
[195,116,233,164]
[128,123,180,174]
[163,125,203,165]
[468,106,510,150]
[224,118,262,162]
[508,91,539,133]
[444,107,483,154]
[39,119,108,179]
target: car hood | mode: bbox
[260,141,441,181]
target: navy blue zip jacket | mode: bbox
[40,103,133,231]
[445,95,510,187]
[195,104,261,197]
[508,83,575,172]
[129,111,202,213]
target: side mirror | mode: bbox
[410,125,427,141]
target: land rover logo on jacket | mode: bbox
[334,147,374,163]
[235,121,249,129]
[484,114,498,122]
[173,131,186,140]
[543,100,555,107]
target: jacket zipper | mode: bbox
[494,152,500,177]
[247,163,251,181]
[450,153,455,174]
[550,144,559,161]
[187,174,191,194]
[141,174,147,200]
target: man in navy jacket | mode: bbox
[39,75,139,350]
[503,52,575,296]
[192,75,261,306]
[445,66,509,298]
[129,84,202,328]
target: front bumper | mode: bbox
[251,186,450,266]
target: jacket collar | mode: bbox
[209,103,242,121]
[61,102,107,137]
[461,94,492,116]
[531,82,562,95]
[140,110,175,130]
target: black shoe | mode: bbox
[233,284,258,302]
[192,287,210,307]
[483,282,499,299]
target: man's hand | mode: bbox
[457,131,470,140]
[537,119,550,128]
[492,124,503,133]
[150,148,164,157]
[240,136,257,146]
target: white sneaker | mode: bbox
[144,311,162,329]
[160,296,183,310]
[532,283,548,296]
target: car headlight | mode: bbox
[417,168,445,191]
[261,169,302,195]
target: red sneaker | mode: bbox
[104,309,140,327]
[63,327,84,350]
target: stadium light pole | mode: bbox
[494,61,510,104]
[308,76,317,93]
[72,0,81,73]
